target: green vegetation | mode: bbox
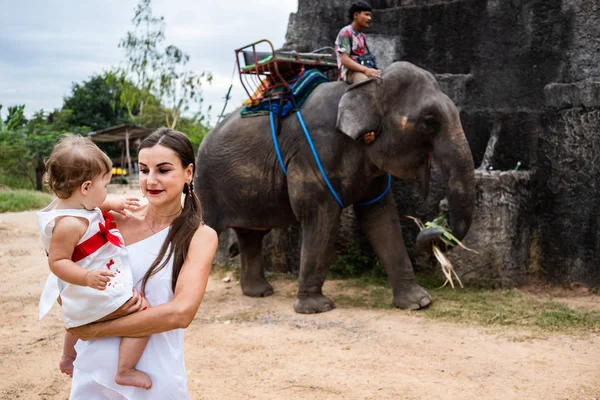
[422,285,600,331]
[211,242,600,334]
[332,285,394,309]
[0,106,67,191]
[331,275,600,334]
[330,241,384,278]
[0,189,53,213]
[211,263,241,281]
[0,175,33,190]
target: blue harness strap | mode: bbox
[270,111,288,175]
[269,110,391,208]
[296,111,346,208]
[357,173,392,206]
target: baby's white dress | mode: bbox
[38,199,133,328]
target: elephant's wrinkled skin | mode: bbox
[195,62,475,313]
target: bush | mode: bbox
[0,175,33,190]
[330,241,383,278]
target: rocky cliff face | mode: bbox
[217,0,600,288]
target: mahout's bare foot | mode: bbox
[364,132,376,144]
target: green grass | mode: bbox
[0,174,34,190]
[211,263,241,281]
[0,189,53,213]
[210,262,600,334]
[333,275,600,334]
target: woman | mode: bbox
[68,127,218,399]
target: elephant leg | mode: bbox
[233,228,274,298]
[294,205,342,314]
[354,193,432,310]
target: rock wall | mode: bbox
[216,0,600,288]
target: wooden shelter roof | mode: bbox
[87,124,153,143]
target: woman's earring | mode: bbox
[189,181,194,195]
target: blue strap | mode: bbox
[296,111,345,208]
[270,111,287,175]
[357,173,392,206]
[269,110,391,208]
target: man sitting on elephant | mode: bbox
[335,1,381,85]
[335,1,381,145]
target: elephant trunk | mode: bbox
[434,119,475,241]
[417,113,475,249]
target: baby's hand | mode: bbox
[85,270,115,290]
[111,196,141,217]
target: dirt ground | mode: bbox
[1,209,599,400]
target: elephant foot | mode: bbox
[294,293,336,314]
[393,283,432,310]
[242,280,274,298]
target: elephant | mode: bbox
[195,61,475,314]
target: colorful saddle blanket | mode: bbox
[240,69,329,118]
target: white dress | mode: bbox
[38,200,133,328]
[70,227,190,400]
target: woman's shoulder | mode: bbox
[191,224,218,246]
[192,224,219,243]
[185,224,218,264]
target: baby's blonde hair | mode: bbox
[43,134,112,199]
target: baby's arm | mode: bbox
[48,216,114,289]
[100,196,140,217]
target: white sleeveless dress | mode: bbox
[37,199,133,328]
[70,228,190,400]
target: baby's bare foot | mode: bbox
[115,369,152,389]
[59,354,75,377]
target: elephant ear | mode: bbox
[336,79,382,140]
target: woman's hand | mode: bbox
[68,289,143,340]
[102,289,144,319]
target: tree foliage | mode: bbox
[0,105,25,133]
[0,105,29,187]
[0,106,92,190]
[63,73,133,131]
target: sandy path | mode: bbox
[0,210,598,400]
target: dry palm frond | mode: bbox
[407,215,478,289]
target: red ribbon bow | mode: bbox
[99,212,123,248]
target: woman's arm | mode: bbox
[68,224,218,339]
[48,216,114,289]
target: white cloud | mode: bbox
[0,0,298,123]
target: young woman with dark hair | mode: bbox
[67,127,218,399]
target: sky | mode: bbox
[0,0,298,124]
